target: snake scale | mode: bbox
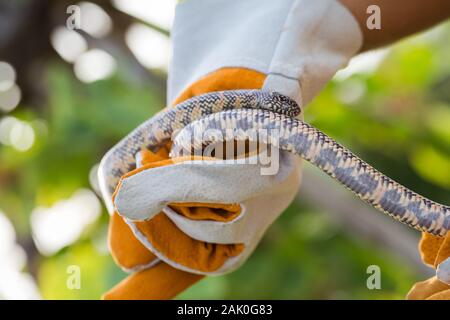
[98,89,449,237]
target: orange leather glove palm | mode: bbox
[103,69,275,299]
[407,233,450,300]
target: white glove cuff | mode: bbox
[169,0,363,106]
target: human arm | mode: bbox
[339,0,450,51]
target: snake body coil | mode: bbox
[172,109,450,236]
[98,90,300,211]
[98,90,449,236]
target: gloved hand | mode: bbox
[102,0,362,299]
[407,233,450,300]
[113,145,300,275]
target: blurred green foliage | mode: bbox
[1,23,449,299]
[179,204,418,300]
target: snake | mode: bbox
[98,90,300,212]
[98,89,450,237]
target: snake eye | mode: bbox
[273,92,292,103]
[270,92,300,114]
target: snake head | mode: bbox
[259,91,301,118]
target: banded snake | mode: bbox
[99,89,449,236]
[98,89,450,284]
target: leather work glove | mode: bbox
[407,233,450,300]
[101,0,362,300]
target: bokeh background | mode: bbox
[0,0,449,300]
